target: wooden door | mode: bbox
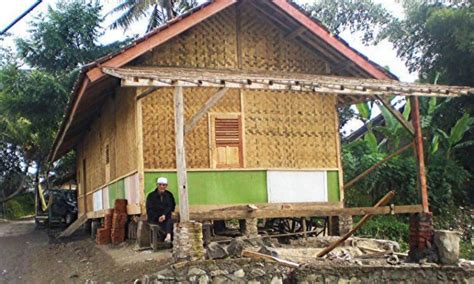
[210,114,243,168]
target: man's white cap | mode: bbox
[157,177,168,184]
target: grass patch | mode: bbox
[4,193,35,219]
[354,215,410,251]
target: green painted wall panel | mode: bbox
[144,171,267,205]
[327,171,340,202]
[108,180,125,208]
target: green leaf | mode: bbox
[448,113,473,147]
[402,99,411,120]
[356,102,371,121]
[364,131,378,152]
[379,105,397,130]
[430,134,439,156]
[427,97,437,115]
[453,140,474,149]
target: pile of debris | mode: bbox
[133,235,474,283]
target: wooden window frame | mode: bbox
[208,112,244,169]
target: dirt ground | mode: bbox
[0,219,171,283]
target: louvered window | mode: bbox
[210,114,243,168]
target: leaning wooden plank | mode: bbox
[58,214,88,238]
[316,191,396,257]
[242,250,300,268]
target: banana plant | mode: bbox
[434,113,474,159]
[356,101,378,152]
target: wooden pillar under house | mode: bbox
[174,86,190,222]
[410,96,429,213]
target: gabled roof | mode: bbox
[49,0,400,161]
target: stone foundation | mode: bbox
[243,218,259,238]
[409,212,436,262]
[295,264,473,283]
[140,259,474,284]
[339,214,353,235]
[329,215,353,236]
[173,221,205,261]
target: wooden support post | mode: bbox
[136,95,146,214]
[411,96,429,213]
[185,88,229,133]
[344,142,414,190]
[302,218,307,239]
[317,191,395,257]
[375,95,415,135]
[174,86,189,222]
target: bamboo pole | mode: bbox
[411,96,429,213]
[344,143,414,190]
[316,191,396,257]
[174,86,189,222]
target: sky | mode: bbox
[1,0,417,134]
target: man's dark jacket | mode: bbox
[146,189,176,224]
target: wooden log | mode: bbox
[177,204,422,221]
[316,191,395,257]
[174,86,189,222]
[411,96,429,213]
[344,142,414,190]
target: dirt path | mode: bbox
[0,219,170,283]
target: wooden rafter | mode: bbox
[103,67,474,98]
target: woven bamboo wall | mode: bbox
[135,2,338,170]
[133,8,238,69]
[75,88,137,213]
[239,4,327,74]
[114,88,138,176]
[244,90,338,169]
[142,87,241,169]
[100,96,116,180]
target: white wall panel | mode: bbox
[93,190,103,211]
[267,171,327,203]
[124,173,140,205]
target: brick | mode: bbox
[114,199,127,213]
[112,213,128,229]
[104,213,113,229]
[96,228,111,245]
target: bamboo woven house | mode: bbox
[50,0,473,231]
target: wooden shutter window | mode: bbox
[215,118,240,147]
[211,115,243,168]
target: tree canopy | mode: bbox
[107,0,198,33]
[16,0,128,74]
[0,0,127,203]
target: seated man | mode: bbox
[146,177,176,242]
